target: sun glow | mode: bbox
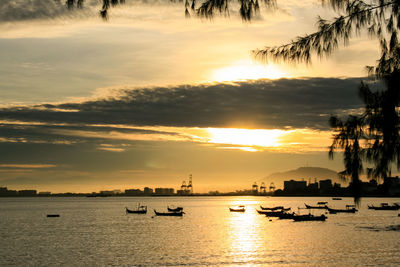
[211,60,289,82]
[207,128,287,150]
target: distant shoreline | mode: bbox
[1,194,400,198]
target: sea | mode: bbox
[1,196,399,266]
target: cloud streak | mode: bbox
[0,78,365,131]
[0,164,56,169]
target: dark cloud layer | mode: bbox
[0,0,154,23]
[0,78,365,130]
[0,122,186,146]
[0,78,363,189]
[0,1,68,22]
[0,0,101,22]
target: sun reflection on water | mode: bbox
[227,200,268,264]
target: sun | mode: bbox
[206,128,287,150]
[211,60,289,82]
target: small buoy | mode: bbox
[47,214,60,217]
[269,219,272,221]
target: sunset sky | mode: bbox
[0,0,382,193]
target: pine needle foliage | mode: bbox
[63,0,125,20]
[254,0,400,74]
[62,0,276,21]
[195,0,276,21]
[253,0,400,199]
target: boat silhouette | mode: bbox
[167,206,183,212]
[126,204,147,214]
[154,209,184,216]
[229,205,245,212]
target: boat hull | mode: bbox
[327,207,357,214]
[293,214,326,221]
[167,206,183,212]
[229,208,245,212]
[256,209,270,215]
[304,203,328,209]
[264,211,285,217]
[368,206,400,210]
[278,212,296,219]
[154,210,184,216]
[260,206,284,210]
[126,207,147,214]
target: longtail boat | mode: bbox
[327,205,357,214]
[256,209,283,215]
[126,204,147,214]
[263,210,285,217]
[293,214,327,221]
[154,209,184,216]
[229,205,245,212]
[167,206,183,212]
[278,212,296,219]
[304,202,328,209]
[368,203,400,210]
[260,206,290,211]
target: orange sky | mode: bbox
[0,0,383,193]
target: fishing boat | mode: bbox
[304,202,328,209]
[292,214,327,221]
[154,209,184,216]
[260,205,290,211]
[256,209,284,216]
[368,203,400,210]
[327,205,357,214]
[263,210,286,217]
[256,209,269,215]
[278,212,296,219]
[332,197,342,200]
[167,206,183,212]
[126,204,147,214]
[229,205,245,212]
[46,214,60,217]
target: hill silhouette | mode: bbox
[267,167,339,186]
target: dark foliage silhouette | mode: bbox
[61,0,276,21]
[254,0,400,202]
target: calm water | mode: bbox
[1,196,400,266]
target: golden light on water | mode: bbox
[211,60,289,82]
[227,199,266,262]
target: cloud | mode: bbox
[97,144,127,152]
[0,164,56,169]
[0,78,366,130]
[0,0,122,23]
[0,0,191,24]
[0,0,72,22]
[0,121,189,145]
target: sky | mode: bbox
[0,0,383,193]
